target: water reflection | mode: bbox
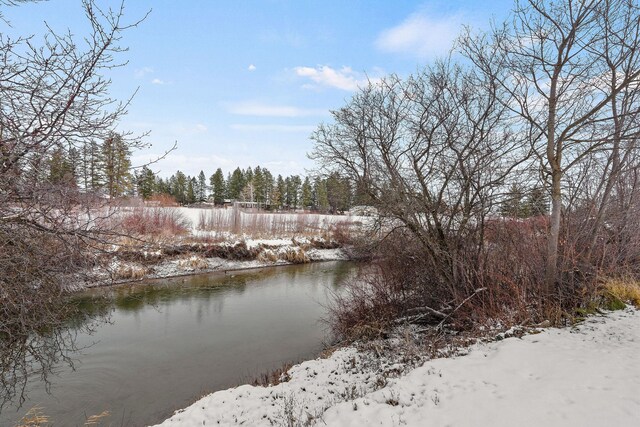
[0,301,110,412]
[0,261,356,426]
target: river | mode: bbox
[0,261,355,427]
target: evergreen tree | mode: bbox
[284,176,292,208]
[501,184,526,218]
[314,178,329,213]
[253,166,265,205]
[227,167,245,200]
[102,133,132,197]
[326,172,350,213]
[525,186,549,217]
[290,175,302,208]
[272,175,285,210]
[263,169,274,207]
[136,166,156,200]
[197,170,207,202]
[154,176,170,195]
[301,176,313,209]
[48,147,76,186]
[68,147,81,184]
[81,140,104,191]
[171,171,188,204]
[187,177,197,204]
[210,168,226,205]
[244,166,253,184]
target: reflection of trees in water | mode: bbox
[330,262,358,289]
[0,263,357,410]
[0,302,110,411]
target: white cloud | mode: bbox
[135,67,154,78]
[375,11,463,59]
[151,78,166,85]
[228,101,327,117]
[248,64,257,71]
[230,124,316,133]
[294,65,374,91]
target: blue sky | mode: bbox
[9,0,513,178]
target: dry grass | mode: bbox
[177,255,210,270]
[601,278,640,308]
[118,207,191,237]
[257,250,279,263]
[15,408,111,427]
[113,262,148,280]
[278,247,310,264]
[15,407,50,427]
[251,362,294,387]
[197,208,357,239]
[83,411,111,426]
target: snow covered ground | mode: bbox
[154,308,639,427]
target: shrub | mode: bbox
[278,248,310,264]
[329,217,602,342]
[147,193,179,207]
[119,207,191,237]
[601,278,640,308]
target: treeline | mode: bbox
[41,133,133,198]
[41,138,362,212]
[136,166,366,212]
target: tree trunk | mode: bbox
[546,169,562,292]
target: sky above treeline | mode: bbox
[9,0,513,178]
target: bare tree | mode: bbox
[0,0,149,406]
[311,60,528,310]
[460,0,640,290]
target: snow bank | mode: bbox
[154,308,639,427]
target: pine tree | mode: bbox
[102,133,132,197]
[171,171,188,204]
[197,170,207,202]
[48,147,76,186]
[136,166,156,200]
[263,169,274,207]
[210,168,226,205]
[501,184,526,218]
[284,176,292,208]
[187,177,196,204]
[290,175,302,208]
[326,172,350,213]
[274,175,286,210]
[227,167,245,200]
[81,140,104,191]
[314,178,329,213]
[301,176,313,209]
[68,147,81,184]
[253,166,265,206]
[525,186,549,217]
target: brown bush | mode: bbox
[278,248,310,264]
[329,217,605,342]
[119,207,191,237]
[147,193,179,207]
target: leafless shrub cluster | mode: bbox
[316,0,640,338]
[117,207,191,237]
[197,207,357,239]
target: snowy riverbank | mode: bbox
[75,206,363,289]
[87,239,351,289]
[154,308,639,427]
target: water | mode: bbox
[1,261,355,427]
